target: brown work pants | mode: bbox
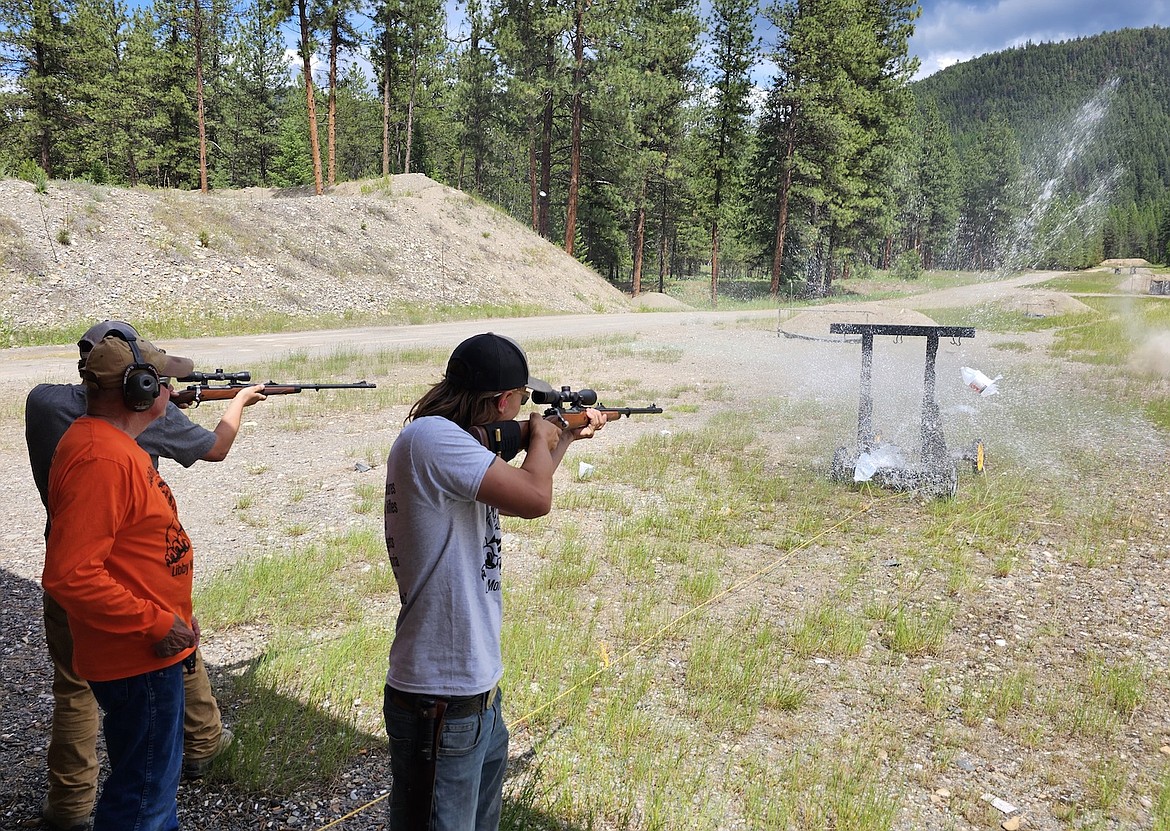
[42,593,224,824]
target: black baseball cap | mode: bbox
[78,319,139,354]
[446,333,552,394]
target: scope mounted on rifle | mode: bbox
[178,369,252,383]
[531,386,598,408]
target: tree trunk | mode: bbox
[658,173,668,293]
[469,16,484,191]
[537,82,553,238]
[327,17,339,187]
[770,116,797,296]
[709,232,719,304]
[381,40,390,177]
[31,34,52,177]
[297,0,323,195]
[404,53,417,175]
[564,6,585,256]
[632,178,647,296]
[193,0,208,192]
[529,137,539,232]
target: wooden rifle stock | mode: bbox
[471,399,663,454]
[172,381,376,407]
[548,407,662,429]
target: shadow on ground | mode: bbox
[0,568,586,830]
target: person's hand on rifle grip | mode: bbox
[528,411,562,454]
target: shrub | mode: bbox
[17,160,48,193]
[892,249,924,281]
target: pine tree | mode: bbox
[217,0,288,187]
[956,116,1022,270]
[322,0,361,186]
[621,0,699,294]
[702,0,757,304]
[761,0,917,296]
[62,0,132,182]
[0,0,72,176]
[278,0,324,193]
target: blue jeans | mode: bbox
[89,663,185,831]
[384,686,509,831]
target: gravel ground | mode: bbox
[3,266,1169,830]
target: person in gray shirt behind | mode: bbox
[26,319,267,831]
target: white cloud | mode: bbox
[910,0,1170,79]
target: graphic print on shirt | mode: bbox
[384,481,399,570]
[149,468,192,577]
[481,505,502,593]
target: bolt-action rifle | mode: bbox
[469,386,663,459]
[534,386,663,427]
[171,369,376,407]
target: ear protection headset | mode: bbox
[108,331,161,411]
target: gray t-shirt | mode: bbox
[384,415,502,697]
[26,383,216,529]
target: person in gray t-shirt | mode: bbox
[383,332,604,831]
[25,320,267,831]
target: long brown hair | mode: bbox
[407,378,499,429]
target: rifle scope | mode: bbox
[178,369,252,383]
[531,386,598,407]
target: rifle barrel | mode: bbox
[171,381,376,406]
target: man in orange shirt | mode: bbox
[42,332,202,831]
[27,320,266,831]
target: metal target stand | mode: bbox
[827,323,980,499]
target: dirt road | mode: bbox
[0,271,1057,385]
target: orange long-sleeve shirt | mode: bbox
[43,417,195,682]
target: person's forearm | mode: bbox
[203,396,249,461]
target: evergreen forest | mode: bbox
[2,0,1168,300]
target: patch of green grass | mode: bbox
[1144,398,1170,431]
[196,529,386,628]
[991,339,1031,352]
[742,747,900,831]
[1039,271,1128,294]
[958,669,1034,726]
[1088,656,1148,720]
[885,606,951,656]
[1089,756,1130,811]
[0,303,579,348]
[790,601,867,658]
[683,614,803,733]
[1051,296,1170,367]
[213,626,388,792]
[918,304,1096,332]
[352,481,383,514]
[1155,768,1170,831]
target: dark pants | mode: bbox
[90,663,185,831]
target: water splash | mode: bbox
[997,78,1123,277]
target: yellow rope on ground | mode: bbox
[314,793,390,830]
[506,493,889,728]
[313,490,902,829]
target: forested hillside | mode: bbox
[912,26,1170,272]
[1,2,1166,304]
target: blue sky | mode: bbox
[909,0,1169,78]
[243,0,1168,87]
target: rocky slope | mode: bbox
[0,173,632,341]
